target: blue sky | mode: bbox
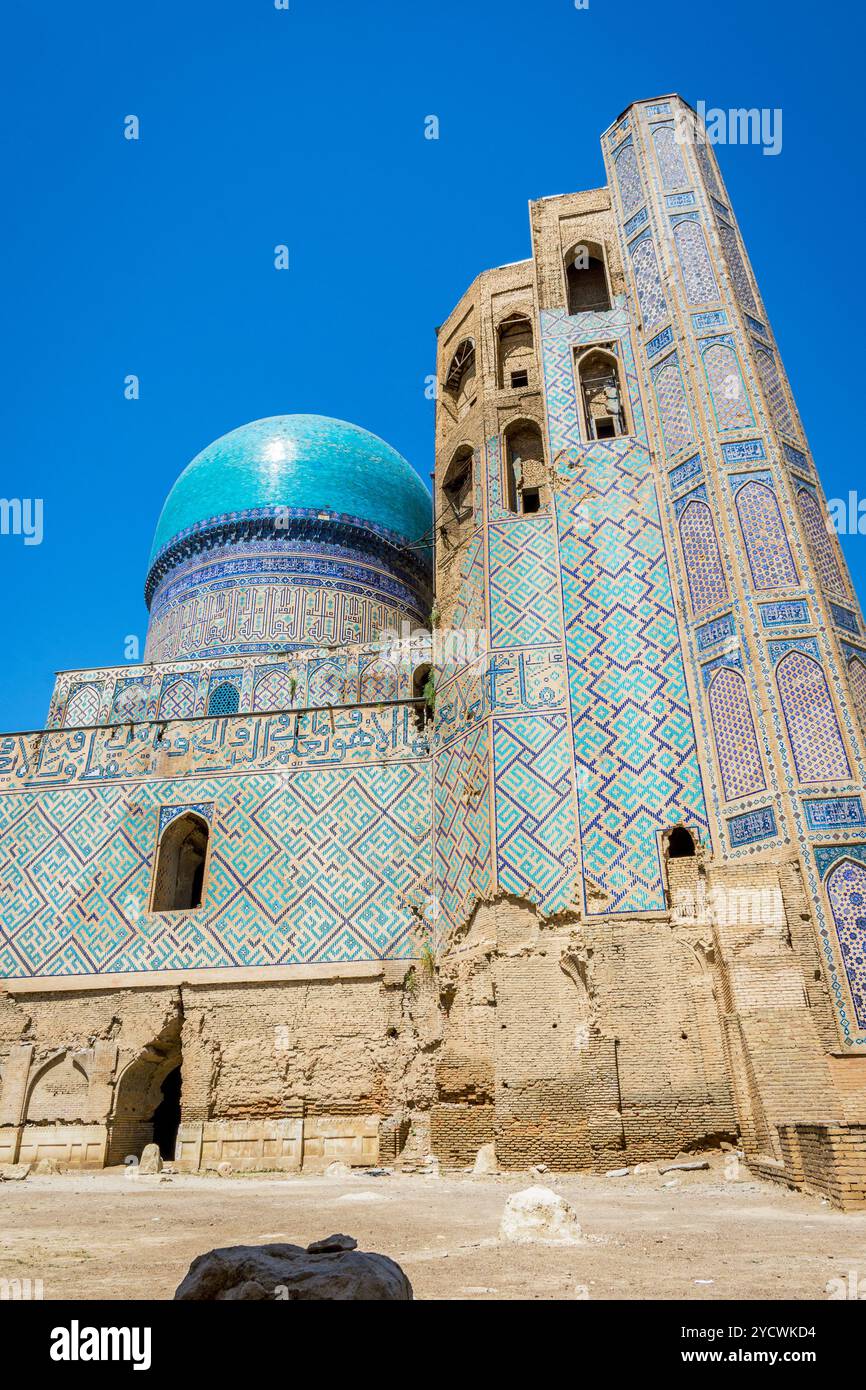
[1,0,863,730]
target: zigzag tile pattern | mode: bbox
[433,724,492,927]
[0,767,431,978]
[493,714,576,911]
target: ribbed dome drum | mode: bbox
[144,415,433,662]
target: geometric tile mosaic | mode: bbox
[824,858,866,1031]
[796,487,846,599]
[489,519,560,650]
[775,651,850,783]
[707,667,766,802]
[678,500,729,615]
[735,481,798,590]
[0,765,432,978]
[493,714,577,912]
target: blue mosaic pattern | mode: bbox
[696,613,735,651]
[796,487,846,598]
[735,481,798,590]
[253,667,296,712]
[669,454,702,491]
[434,724,492,927]
[701,341,754,431]
[652,124,688,189]
[759,601,809,628]
[630,236,668,331]
[652,356,693,455]
[540,308,707,913]
[715,218,757,311]
[158,802,214,835]
[722,439,765,465]
[754,345,795,437]
[158,677,197,721]
[0,765,432,978]
[65,683,101,728]
[488,519,560,649]
[493,714,577,908]
[728,806,778,847]
[707,667,765,802]
[678,500,729,615]
[847,654,866,727]
[824,859,866,1030]
[614,141,643,218]
[776,651,850,783]
[830,603,859,635]
[674,220,718,303]
[804,797,866,831]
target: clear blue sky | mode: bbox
[1,0,863,731]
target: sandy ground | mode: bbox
[1,1155,864,1301]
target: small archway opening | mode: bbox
[152,812,209,913]
[443,338,476,417]
[106,1018,183,1167]
[412,663,433,732]
[497,314,534,389]
[440,445,474,551]
[566,242,612,315]
[576,348,628,440]
[666,825,697,859]
[502,419,546,514]
[151,1066,182,1160]
[207,681,240,716]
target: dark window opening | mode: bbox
[442,451,473,521]
[510,369,529,389]
[497,314,534,389]
[412,664,433,732]
[566,247,612,315]
[152,813,209,912]
[503,420,544,515]
[666,826,696,859]
[577,349,629,441]
[152,1066,181,1160]
[443,339,476,412]
[521,488,541,515]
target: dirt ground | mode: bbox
[1,1154,864,1301]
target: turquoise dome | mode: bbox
[150,414,432,561]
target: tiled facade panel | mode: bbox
[0,762,432,979]
[707,667,765,801]
[678,501,729,614]
[775,652,850,783]
[735,482,798,590]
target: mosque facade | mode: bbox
[1,96,865,1205]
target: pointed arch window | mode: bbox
[151,812,209,912]
[576,348,629,441]
[158,678,197,721]
[443,339,476,416]
[502,419,545,514]
[497,314,534,388]
[565,242,611,315]
[824,858,866,1029]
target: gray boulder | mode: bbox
[174,1241,413,1301]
